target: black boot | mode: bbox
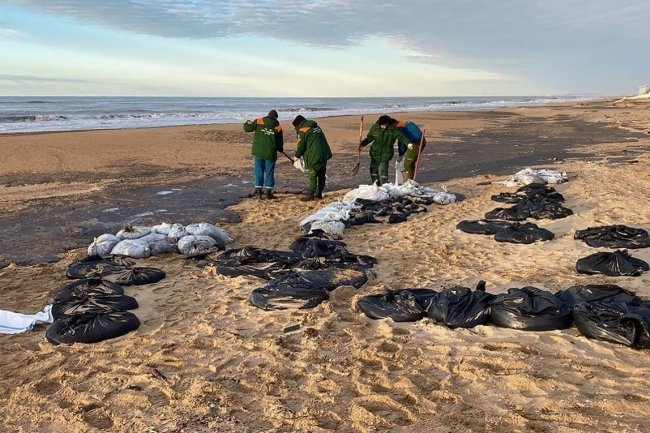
[315,187,324,199]
[256,188,265,200]
[300,190,315,201]
[265,189,275,200]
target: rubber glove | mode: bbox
[407,143,414,150]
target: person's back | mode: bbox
[395,120,425,155]
[243,110,284,199]
[294,118,332,167]
[243,114,284,161]
[293,115,332,200]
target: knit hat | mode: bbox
[267,109,279,119]
[377,115,395,126]
[292,114,306,127]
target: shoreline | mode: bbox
[1,99,648,266]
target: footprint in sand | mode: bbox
[81,404,114,430]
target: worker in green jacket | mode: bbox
[243,109,284,199]
[292,115,333,201]
[358,115,414,185]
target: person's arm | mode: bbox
[394,127,415,150]
[275,125,284,152]
[359,123,379,147]
[294,129,307,158]
[243,119,257,132]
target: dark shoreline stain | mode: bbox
[1,112,645,266]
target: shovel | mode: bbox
[281,150,294,163]
[351,115,363,175]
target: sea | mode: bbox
[0,95,599,134]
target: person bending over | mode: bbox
[358,115,414,185]
[292,114,333,201]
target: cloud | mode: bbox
[0,25,22,37]
[3,0,650,94]
[0,74,97,84]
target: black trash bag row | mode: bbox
[576,249,649,276]
[205,230,377,280]
[203,246,304,279]
[485,197,573,221]
[250,263,374,311]
[491,184,565,205]
[199,231,377,311]
[357,281,493,328]
[66,254,166,285]
[456,219,554,244]
[574,224,650,249]
[46,277,141,345]
[345,196,430,227]
[358,280,650,349]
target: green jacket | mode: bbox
[294,119,332,168]
[360,122,412,162]
[243,116,284,161]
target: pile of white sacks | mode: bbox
[87,221,234,259]
[495,168,569,187]
[299,180,457,237]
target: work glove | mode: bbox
[407,143,414,150]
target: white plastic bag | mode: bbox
[395,159,404,186]
[293,157,306,173]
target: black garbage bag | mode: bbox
[267,267,370,291]
[484,206,528,221]
[555,284,642,308]
[249,280,329,311]
[573,302,650,349]
[426,281,493,328]
[345,212,382,227]
[489,286,573,331]
[493,222,555,244]
[456,219,512,235]
[576,249,649,276]
[108,267,166,286]
[527,200,573,220]
[574,225,650,249]
[289,231,346,254]
[54,278,124,302]
[66,255,134,279]
[46,310,140,345]
[357,289,427,322]
[209,246,303,279]
[52,293,139,320]
[293,255,378,271]
[388,212,408,224]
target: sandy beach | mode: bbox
[1,99,649,433]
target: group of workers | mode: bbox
[243,110,425,201]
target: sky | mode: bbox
[0,1,648,97]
